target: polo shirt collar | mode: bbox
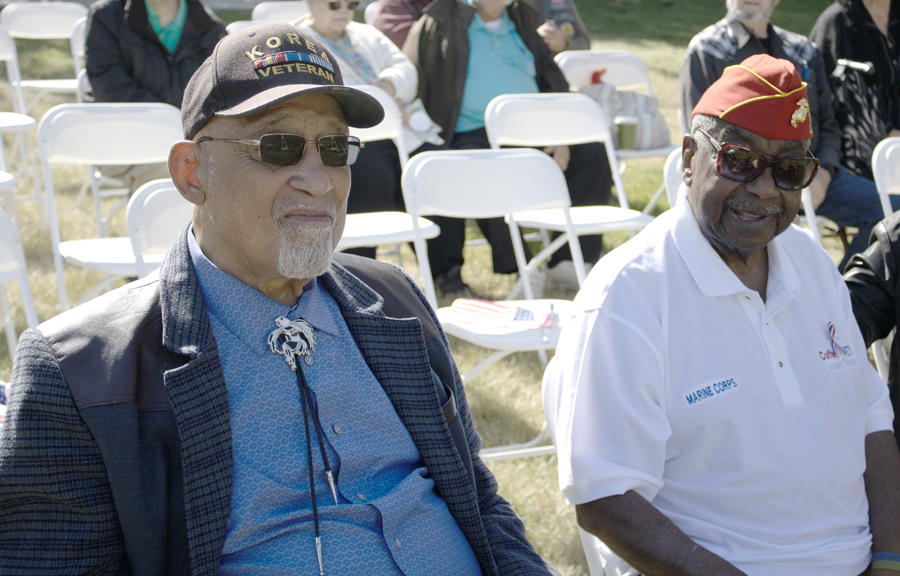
[671,194,801,299]
[724,17,775,50]
[469,9,512,33]
[187,229,339,356]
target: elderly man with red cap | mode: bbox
[546,54,900,576]
[0,23,557,576]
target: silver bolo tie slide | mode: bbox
[268,316,338,575]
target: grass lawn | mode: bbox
[0,2,850,574]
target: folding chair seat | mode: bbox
[484,92,654,297]
[251,1,310,22]
[0,206,38,359]
[0,2,88,113]
[555,49,679,212]
[403,148,588,459]
[38,103,183,311]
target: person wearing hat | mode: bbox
[0,23,557,576]
[679,0,900,271]
[546,54,900,576]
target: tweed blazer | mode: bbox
[0,228,556,576]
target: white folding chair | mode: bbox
[872,137,900,219]
[251,1,310,21]
[226,20,257,33]
[541,360,638,575]
[0,206,38,359]
[555,49,679,212]
[403,148,587,459]
[364,1,377,24]
[343,84,427,264]
[38,103,183,311]
[0,26,42,222]
[70,16,86,76]
[126,179,193,278]
[0,2,87,113]
[484,92,654,297]
[664,146,683,208]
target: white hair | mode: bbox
[276,220,334,279]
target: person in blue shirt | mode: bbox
[405,0,610,298]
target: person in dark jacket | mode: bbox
[844,210,900,450]
[810,0,900,181]
[85,0,226,107]
[403,0,611,297]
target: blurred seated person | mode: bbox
[85,0,226,191]
[297,0,445,259]
[844,209,900,450]
[521,0,589,53]
[404,0,611,297]
[371,0,587,53]
[811,0,900,180]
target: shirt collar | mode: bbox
[725,17,777,51]
[671,194,800,299]
[469,10,512,33]
[187,230,339,355]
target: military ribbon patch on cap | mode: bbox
[790,98,809,128]
[253,51,335,73]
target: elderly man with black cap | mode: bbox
[546,54,900,576]
[0,23,556,576]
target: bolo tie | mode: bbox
[267,315,337,576]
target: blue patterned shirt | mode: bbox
[187,234,481,575]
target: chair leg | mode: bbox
[0,284,16,359]
[480,422,556,462]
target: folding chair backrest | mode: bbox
[555,49,653,94]
[664,146,684,207]
[70,16,86,74]
[872,136,900,219]
[364,1,377,24]
[484,92,630,208]
[38,103,182,166]
[0,26,26,114]
[0,2,88,39]
[251,1,310,21]
[348,84,409,164]
[402,149,570,218]
[402,149,578,306]
[127,179,193,278]
[227,20,257,33]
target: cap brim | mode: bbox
[215,84,385,129]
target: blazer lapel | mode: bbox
[320,265,493,568]
[159,228,233,576]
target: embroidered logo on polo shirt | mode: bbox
[818,321,858,372]
[685,377,739,407]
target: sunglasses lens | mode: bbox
[719,145,764,182]
[773,158,819,191]
[347,1,360,8]
[327,1,340,8]
[318,135,360,166]
[259,134,305,166]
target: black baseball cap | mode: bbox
[182,22,385,139]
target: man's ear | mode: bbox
[169,141,206,206]
[682,134,696,188]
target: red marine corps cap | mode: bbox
[181,22,384,139]
[692,54,812,141]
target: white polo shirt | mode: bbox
[547,196,893,576]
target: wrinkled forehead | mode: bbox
[200,93,349,138]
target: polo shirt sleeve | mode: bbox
[548,306,669,507]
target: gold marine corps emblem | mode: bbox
[790,98,809,128]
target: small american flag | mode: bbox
[447,299,557,334]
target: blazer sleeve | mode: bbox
[397,272,561,576]
[366,25,419,104]
[844,218,900,348]
[0,329,127,574]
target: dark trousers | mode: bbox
[426,127,612,278]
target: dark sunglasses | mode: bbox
[698,128,819,191]
[197,134,363,167]
[328,0,359,9]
